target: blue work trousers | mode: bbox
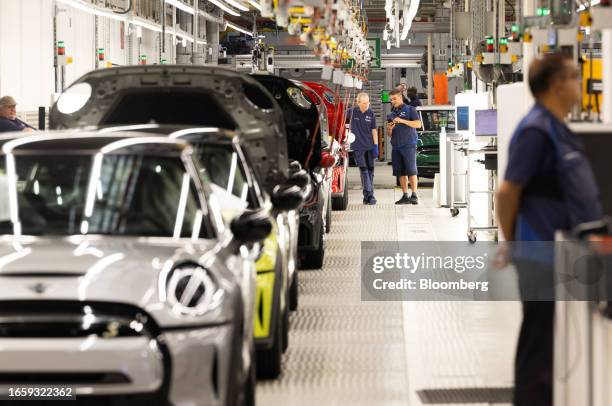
[354,149,375,200]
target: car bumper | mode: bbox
[0,309,237,406]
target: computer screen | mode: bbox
[475,109,497,136]
[456,106,470,131]
[420,110,456,132]
[577,131,612,216]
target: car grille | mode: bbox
[0,372,130,384]
[0,301,154,339]
[0,301,172,406]
[417,146,439,154]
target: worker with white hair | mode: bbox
[347,92,378,205]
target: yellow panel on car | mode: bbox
[255,230,278,273]
[254,272,275,338]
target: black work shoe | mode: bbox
[366,196,377,205]
[409,193,419,205]
[395,196,411,205]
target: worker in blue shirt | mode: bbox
[0,96,35,133]
[386,88,422,204]
[497,53,603,406]
[347,92,378,205]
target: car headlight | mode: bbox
[287,87,312,109]
[162,265,224,317]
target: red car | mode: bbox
[303,81,350,211]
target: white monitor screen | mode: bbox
[475,109,497,136]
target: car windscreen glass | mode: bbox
[0,153,212,238]
[420,110,456,132]
[194,144,258,209]
[100,90,237,129]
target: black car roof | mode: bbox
[72,64,248,82]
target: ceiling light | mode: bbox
[166,0,195,14]
[248,0,262,10]
[223,0,250,11]
[226,21,253,36]
[209,0,241,16]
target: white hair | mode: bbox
[356,92,369,102]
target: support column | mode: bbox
[602,30,612,124]
[206,9,221,65]
[522,0,535,108]
[427,33,433,105]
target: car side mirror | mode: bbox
[288,160,302,174]
[272,184,303,211]
[230,210,272,243]
[287,169,310,189]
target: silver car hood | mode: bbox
[0,235,230,327]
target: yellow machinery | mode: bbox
[582,56,603,114]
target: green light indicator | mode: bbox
[499,38,508,45]
[57,41,65,47]
[511,24,518,32]
[486,38,494,45]
[97,48,104,54]
[161,58,167,64]
[140,55,147,61]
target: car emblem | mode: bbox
[28,282,50,294]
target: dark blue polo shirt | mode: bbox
[348,106,377,151]
[505,103,601,241]
[0,117,33,133]
[386,104,419,147]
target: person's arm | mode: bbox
[371,112,378,145]
[394,118,421,128]
[393,106,421,128]
[497,181,523,240]
[497,127,549,240]
[18,119,35,132]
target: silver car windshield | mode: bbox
[0,153,212,238]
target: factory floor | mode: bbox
[257,164,521,406]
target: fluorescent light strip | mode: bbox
[209,0,241,16]
[56,0,126,22]
[578,0,600,11]
[166,0,195,14]
[224,0,250,11]
[226,21,253,36]
[248,0,262,10]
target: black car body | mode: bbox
[49,65,289,193]
[251,74,326,269]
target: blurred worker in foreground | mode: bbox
[348,93,378,205]
[386,88,422,205]
[0,96,35,133]
[497,53,603,406]
[406,86,422,108]
[396,83,410,105]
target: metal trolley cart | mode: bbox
[448,136,468,217]
[464,145,498,243]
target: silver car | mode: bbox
[0,132,270,406]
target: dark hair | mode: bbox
[528,53,573,97]
[406,87,418,98]
[389,88,403,97]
